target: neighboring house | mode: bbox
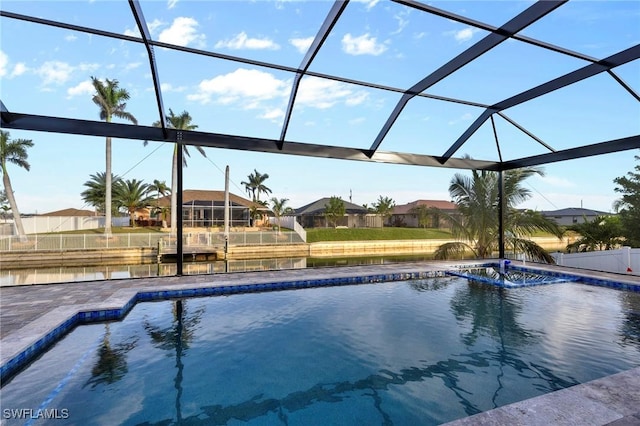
[293,197,381,228]
[390,200,458,228]
[157,190,269,228]
[540,207,612,226]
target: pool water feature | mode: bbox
[448,266,581,288]
[2,275,639,425]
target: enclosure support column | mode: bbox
[224,165,230,258]
[498,170,505,259]
[176,135,184,275]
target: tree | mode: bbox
[566,215,624,252]
[614,155,640,247]
[409,205,439,229]
[324,196,346,228]
[150,109,205,235]
[149,179,170,227]
[270,197,292,232]
[373,195,395,227]
[433,167,563,263]
[114,178,152,227]
[91,77,138,236]
[241,169,272,203]
[81,172,123,215]
[0,190,9,222]
[0,131,34,239]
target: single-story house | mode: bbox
[540,207,612,226]
[293,197,382,228]
[390,200,458,228]
[157,190,270,228]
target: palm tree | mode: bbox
[91,76,138,236]
[241,169,272,203]
[0,190,9,222]
[81,172,123,215]
[270,197,292,232]
[149,109,205,235]
[114,178,152,227]
[433,167,563,263]
[0,131,34,239]
[149,179,170,227]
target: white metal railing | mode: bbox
[0,231,306,252]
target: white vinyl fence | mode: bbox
[17,216,130,234]
[268,216,307,242]
[551,247,639,276]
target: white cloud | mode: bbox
[158,17,205,48]
[0,51,8,77]
[37,61,74,85]
[445,27,479,43]
[342,33,387,56]
[345,91,369,106]
[168,0,179,9]
[147,19,164,35]
[353,0,380,10]
[123,28,140,38]
[187,68,288,105]
[215,32,280,50]
[160,83,186,92]
[0,51,26,79]
[123,62,142,71]
[65,34,78,42]
[11,62,27,78]
[297,77,368,109]
[260,108,285,122]
[391,10,410,35]
[78,62,100,72]
[289,36,314,54]
[448,112,474,125]
[349,117,366,125]
[187,69,369,122]
[66,80,95,98]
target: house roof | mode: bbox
[157,190,268,210]
[294,197,368,215]
[393,200,457,215]
[540,207,612,217]
[38,208,97,217]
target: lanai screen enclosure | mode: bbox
[1,0,638,273]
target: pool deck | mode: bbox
[1,260,639,425]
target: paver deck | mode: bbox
[1,261,639,425]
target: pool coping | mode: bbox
[1,260,639,424]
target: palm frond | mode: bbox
[433,242,476,260]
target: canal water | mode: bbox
[0,255,435,286]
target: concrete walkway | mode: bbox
[1,261,639,425]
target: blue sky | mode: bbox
[1,0,639,215]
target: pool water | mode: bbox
[2,277,640,425]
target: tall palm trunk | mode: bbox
[105,134,112,236]
[2,171,26,238]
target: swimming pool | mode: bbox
[2,273,639,425]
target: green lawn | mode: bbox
[306,227,453,242]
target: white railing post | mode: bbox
[128,233,131,248]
